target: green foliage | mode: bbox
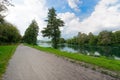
[0,1,18,45]
[0,45,17,79]
[78,33,88,45]
[114,30,120,44]
[0,0,13,20]
[23,20,39,45]
[67,30,120,46]
[28,44,120,72]
[41,8,64,48]
[0,21,21,45]
[88,32,97,45]
[66,37,78,44]
[98,31,113,45]
[59,38,66,43]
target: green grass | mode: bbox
[28,45,120,73]
[0,45,17,79]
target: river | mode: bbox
[38,42,120,60]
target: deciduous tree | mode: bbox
[98,31,112,45]
[114,30,120,44]
[0,21,21,44]
[23,20,39,45]
[0,0,13,21]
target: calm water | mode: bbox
[38,42,120,60]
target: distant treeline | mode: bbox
[65,30,120,46]
[0,20,21,45]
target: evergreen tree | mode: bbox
[23,20,39,45]
[41,8,64,48]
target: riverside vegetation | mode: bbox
[28,44,120,77]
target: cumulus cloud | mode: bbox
[58,0,120,38]
[5,0,48,38]
[58,12,80,38]
[67,0,82,12]
[5,0,120,39]
[83,0,120,33]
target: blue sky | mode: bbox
[5,0,120,39]
[47,0,99,19]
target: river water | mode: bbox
[38,42,120,60]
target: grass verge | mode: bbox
[28,45,120,73]
[0,45,17,80]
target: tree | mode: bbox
[88,32,97,45]
[41,8,64,48]
[0,21,21,44]
[114,30,120,44]
[59,38,65,44]
[77,33,88,45]
[98,31,113,45]
[23,20,39,45]
[0,0,12,21]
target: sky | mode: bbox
[5,0,120,40]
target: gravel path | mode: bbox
[3,44,117,80]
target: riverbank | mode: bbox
[3,44,117,80]
[0,45,17,80]
[28,44,120,78]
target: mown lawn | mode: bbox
[28,45,120,73]
[0,45,17,79]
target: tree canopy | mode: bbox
[0,0,12,21]
[0,21,21,45]
[23,20,39,45]
[41,7,64,48]
[98,31,113,45]
[66,30,120,46]
[114,30,120,44]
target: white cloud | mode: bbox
[5,0,48,38]
[67,0,82,12]
[81,0,120,33]
[58,0,120,38]
[4,0,120,39]
[58,12,80,35]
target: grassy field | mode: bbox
[0,45,17,79]
[28,45,120,73]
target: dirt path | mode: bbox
[3,44,117,80]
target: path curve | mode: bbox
[3,44,117,80]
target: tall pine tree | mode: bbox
[41,8,64,48]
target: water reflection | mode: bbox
[38,42,52,47]
[65,44,120,60]
[38,43,120,60]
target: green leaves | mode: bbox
[0,0,13,20]
[114,30,120,44]
[41,7,64,48]
[0,21,21,44]
[23,20,39,45]
[98,31,113,45]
